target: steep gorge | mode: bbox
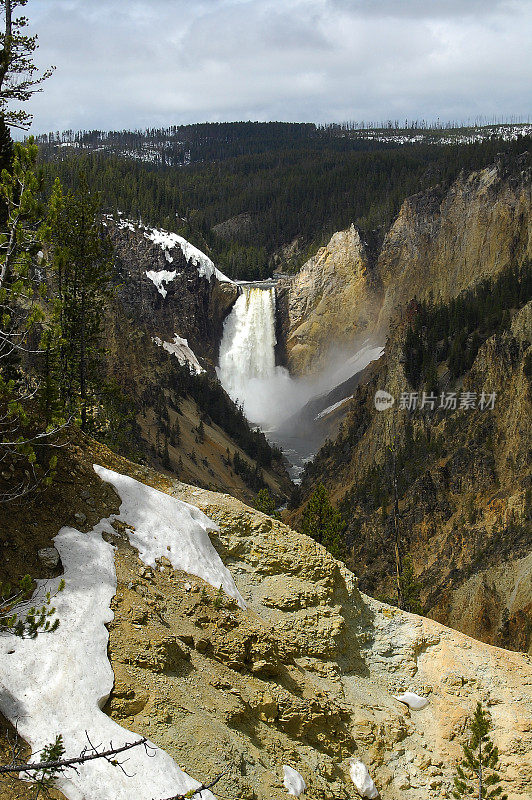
[2,147,532,800]
[91,217,291,504]
[283,154,532,655]
[53,155,532,656]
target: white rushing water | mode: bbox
[218,283,384,476]
[218,285,296,426]
[219,286,276,388]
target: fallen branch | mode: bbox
[0,736,150,775]
[158,771,227,800]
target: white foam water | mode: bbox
[217,285,296,426]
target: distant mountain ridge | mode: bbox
[35,121,532,168]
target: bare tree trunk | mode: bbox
[80,287,86,429]
[478,739,483,800]
[79,203,87,430]
[5,0,11,39]
[391,442,403,608]
[0,0,13,93]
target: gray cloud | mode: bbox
[329,0,517,19]
[21,0,532,133]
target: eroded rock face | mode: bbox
[107,218,238,363]
[292,299,532,655]
[277,226,381,375]
[104,481,532,800]
[278,156,531,376]
[377,157,532,325]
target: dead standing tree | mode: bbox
[385,419,403,609]
[0,0,55,130]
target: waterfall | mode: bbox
[219,286,277,385]
[217,282,385,479]
[218,285,291,426]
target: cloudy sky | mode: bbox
[22,0,532,134]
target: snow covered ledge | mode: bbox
[0,465,245,800]
[153,333,205,375]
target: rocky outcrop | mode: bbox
[1,431,531,800]
[95,459,532,800]
[212,212,254,241]
[107,217,238,364]
[277,226,381,375]
[377,155,532,325]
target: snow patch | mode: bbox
[145,268,177,298]
[0,465,249,799]
[93,465,245,607]
[105,214,136,233]
[283,765,306,796]
[145,227,233,284]
[326,344,384,391]
[394,691,429,710]
[153,334,205,374]
[0,523,217,800]
[350,123,532,146]
[315,396,352,420]
[350,760,378,799]
[106,214,233,285]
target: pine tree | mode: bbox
[0,114,11,223]
[453,702,507,799]
[0,0,55,130]
[0,139,42,329]
[162,436,170,469]
[169,418,180,446]
[424,357,439,396]
[255,488,278,518]
[0,574,64,637]
[399,554,422,615]
[45,174,112,429]
[196,419,205,442]
[301,483,346,559]
[0,140,62,500]
[386,427,404,609]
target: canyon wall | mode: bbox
[107,218,238,365]
[294,300,532,653]
[286,154,532,652]
[279,154,531,376]
[377,154,532,324]
[276,225,381,375]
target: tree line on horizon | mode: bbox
[36,128,532,281]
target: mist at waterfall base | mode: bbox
[217,286,384,479]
